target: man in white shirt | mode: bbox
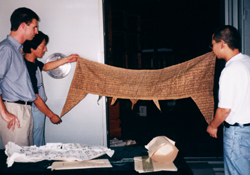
[207,25,250,175]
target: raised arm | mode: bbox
[42,54,79,71]
[0,95,20,130]
[33,94,62,124]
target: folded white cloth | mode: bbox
[5,142,114,167]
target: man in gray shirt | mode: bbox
[0,7,39,147]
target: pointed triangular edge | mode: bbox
[60,93,88,117]
[130,99,139,109]
[153,99,161,111]
[111,97,118,105]
[191,95,214,124]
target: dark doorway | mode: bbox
[104,0,225,157]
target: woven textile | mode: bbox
[61,52,216,123]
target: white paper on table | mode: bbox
[5,142,114,168]
[134,156,177,173]
[51,159,112,170]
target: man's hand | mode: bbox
[207,124,218,138]
[49,114,62,124]
[206,107,231,139]
[65,54,79,63]
[1,112,20,131]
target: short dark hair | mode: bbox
[10,7,39,31]
[212,25,241,50]
[23,31,49,54]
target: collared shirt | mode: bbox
[0,35,36,102]
[218,53,250,124]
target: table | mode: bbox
[0,146,193,175]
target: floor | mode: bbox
[185,157,224,175]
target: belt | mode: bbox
[224,121,250,128]
[4,100,32,106]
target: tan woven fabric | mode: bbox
[61,51,216,124]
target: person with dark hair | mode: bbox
[10,7,39,32]
[0,7,39,147]
[23,31,78,146]
[207,25,250,175]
